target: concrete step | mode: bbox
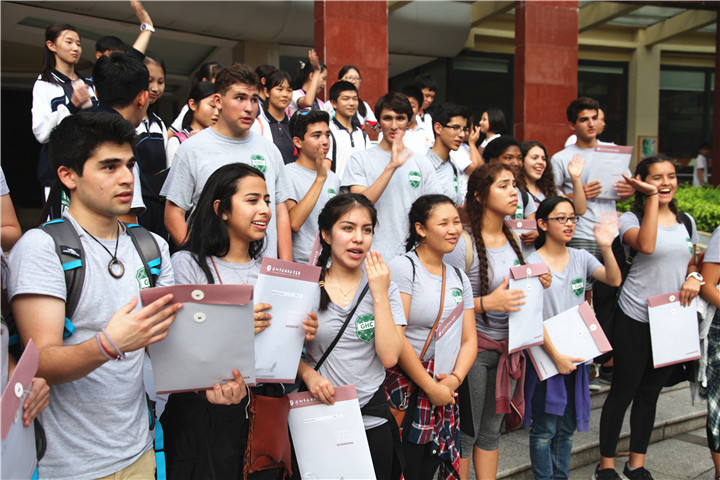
[494,383,707,479]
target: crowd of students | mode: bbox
[2,4,719,480]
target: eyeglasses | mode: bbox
[343,77,362,83]
[547,216,580,225]
[443,124,470,134]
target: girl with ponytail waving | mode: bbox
[387,194,477,479]
[524,196,621,480]
[446,163,551,479]
[299,193,406,480]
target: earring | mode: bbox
[222,215,228,221]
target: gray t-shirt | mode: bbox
[445,233,522,340]
[171,250,261,285]
[342,145,443,260]
[389,253,473,359]
[526,248,601,319]
[7,213,173,479]
[284,163,341,264]
[160,128,291,258]
[304,275,406,429]
[551,144,628,242]
[426,149,463,206]
[704,226,720,264]
[617,212,699,323]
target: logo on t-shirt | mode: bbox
[686,237,693,254]
[60,190,70,213]
[355,313,375,343]
[136,267,150,290]
[571,277,585,298]
[409,171,422,189]
[514,202,523,219]
[327,188,337,199]
[513,258,521,267]
[250,154,267,173]
[453,177,458,192]
[451,288,463,305]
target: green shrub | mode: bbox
[616,185,720,233]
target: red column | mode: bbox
[712,15,719,186]
[514,1,579,155]
[314,1,388,118]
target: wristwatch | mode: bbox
[686,272,705,285]
[140,23,155,33]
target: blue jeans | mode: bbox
[529,375,577,480]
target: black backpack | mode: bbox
[40,219,161,338]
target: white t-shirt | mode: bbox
[693,153,708,187]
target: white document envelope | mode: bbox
[588,145,633,200]
[144,284,255,393]
[648,291,701,368]
[505,219,538,257]
[288,384,376,480]
[434,303,464,376]
[527,302,612,381]
[254,258,321,383]
[508,262,548,354]
[1,340,39,480]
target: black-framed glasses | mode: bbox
[547,216,580,225]
[443,124,470,134]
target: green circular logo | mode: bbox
[327,188,337,199]
[451,288,463,305]
[250,154,267,173]
[355,313,375,343]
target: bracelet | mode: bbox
[480,296,485,313]
[646,192,658,196]
[96,333,118,360]
[101,328,126,359]
[451,371,463,384]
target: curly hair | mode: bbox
[516,141,557,198]
[465,163,526,324]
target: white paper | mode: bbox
[288,385,376,480]
[254,260,321,383]
[648,297,701,368]
[508,275,544,353]
[434,304,464,376]
[527,303,610,381]
[588,145,632,200]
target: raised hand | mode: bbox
[365,251,391,299]
[105,294,182,353]
[567,154,586,180]
[621,173,657,196]
[468,124,481,145]
[253,302,273,334]
[308,49,321,71]
[315,144,328,180]
[389,134,411,169]
[594,212,619,249]
[206,369,247,405]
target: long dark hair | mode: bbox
[41,24,78,83]
[293,59,326,91]
[483,107,506,135]
[465,163,525,323]
[631,156,680,220]
[182,81,215,130]
[405,194,456,252]
[316,193,377,311]
[533,196,575,249]
[183,163,267,283]
[516,141,557,197]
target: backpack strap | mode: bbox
[520,189,529,214]
[678,212,694,239]
[124,223,162,288]
[40,219,84,339]
[406,253,417,283]
[461,230,474,273]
